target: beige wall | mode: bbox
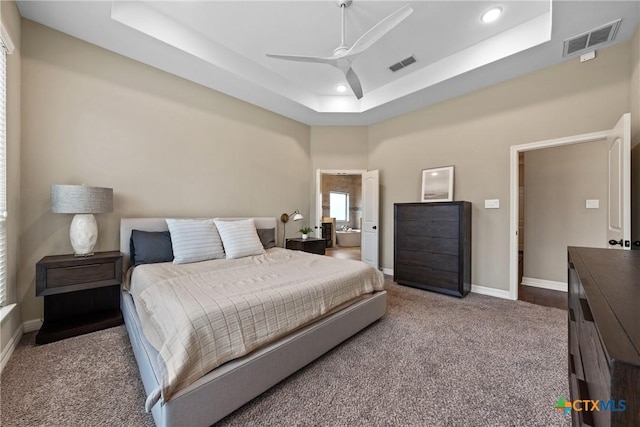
[11,15,640,331]
[369,41,631,291]
[19,20,310,322]
[0,0,22,361]
[309,126,368,232]
[523,141,608,283]
[631,25,640,243]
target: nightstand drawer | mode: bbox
[47,262,116,288]
[36,251,122,296]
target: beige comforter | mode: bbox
[129,248,384,408]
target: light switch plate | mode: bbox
[485,199,500,209]
[586,199,599,209]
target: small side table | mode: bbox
[286,237,326,255]
[35,251,123,344]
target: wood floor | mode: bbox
[518,284,567,310]
[326,247,566,310]
[325,246,361,260]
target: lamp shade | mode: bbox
[51,185,113,214]
[292,213,304,221]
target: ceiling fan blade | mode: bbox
[345,67,363,99]
[266,53,336,66]
[345,4,413,58]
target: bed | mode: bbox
[120,217,387,426]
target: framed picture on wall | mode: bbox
[421,166,454,202]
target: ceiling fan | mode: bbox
[265,1,414,99]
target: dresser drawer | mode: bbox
[395,265,459,292]
[396,221,460,239]
[395,250,459,272]
[395,204,459,221]
[396,235,459,254]
[580,319,612,408]
[47,262,116,288]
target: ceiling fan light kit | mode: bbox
[266,1,413,100]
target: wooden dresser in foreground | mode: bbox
[35,251,123,344]
[568,247,639,426]
[394,202,471,297]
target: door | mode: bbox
[361,170,379,267]
[606,113,631,249]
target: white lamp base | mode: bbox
[70,213,98,256]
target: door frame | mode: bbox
[315,169,367,239]
[509,129,610,301]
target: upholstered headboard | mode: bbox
[120,217,277,272]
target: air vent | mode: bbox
[389,55,417,72]
[563,19,621,56]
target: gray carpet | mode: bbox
[1,281,570,426]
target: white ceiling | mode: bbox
[16,1,640,126]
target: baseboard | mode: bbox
[0,322,22,373]
[384,270,512,300]
[23,318,43,333]
[521,277,567,293]
[471,284,513,300]
[0,319,42,374]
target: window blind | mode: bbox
[0,47,7,306]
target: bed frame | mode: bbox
[120,217,387,427]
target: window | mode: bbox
[329,192,349,222]
[0,42,7,306]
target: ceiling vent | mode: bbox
[389,55,417,72]
[563,19,621,56]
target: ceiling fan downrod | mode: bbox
[335,0,353,56]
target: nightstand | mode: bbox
[286,237,326,255]
[35,251,123,344]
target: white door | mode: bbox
[361,170,379,267]
[606,113,631,250]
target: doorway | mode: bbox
[509,114,631,301]
[317,170,365,261]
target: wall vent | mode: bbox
[389,55,417,72]
[563,19,621,56]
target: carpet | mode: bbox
[1,281,570,426]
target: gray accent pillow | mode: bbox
[257,228,276,249]
[130,230,174,266]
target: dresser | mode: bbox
[568,247,639,426]
[394,202,471,297]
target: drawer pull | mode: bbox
[65,264,102,270]
[579,298,593,322]
[569,307,575,322]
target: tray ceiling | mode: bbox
[16,1,640,125]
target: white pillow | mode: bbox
[165,219,225,264]
[214,219,266,259]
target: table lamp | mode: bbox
[51,184,113,256]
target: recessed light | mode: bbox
[431,172,438,176]
[481,7,502,23]
[336,84,347,93]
